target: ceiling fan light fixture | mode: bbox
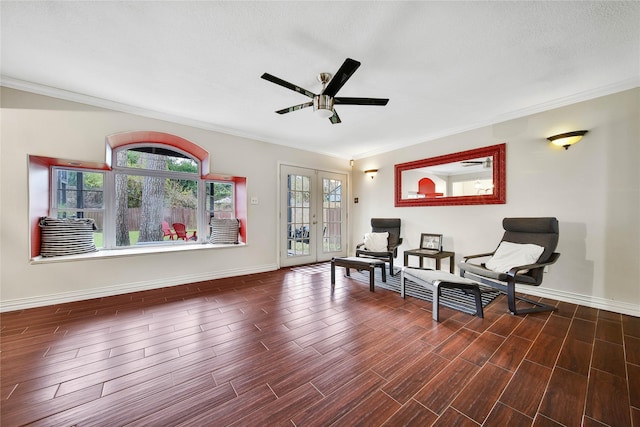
[313,95,334,118]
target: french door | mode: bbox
[279,165,347,267]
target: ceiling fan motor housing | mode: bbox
[314,94,334,117]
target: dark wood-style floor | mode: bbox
[1,263,639,426]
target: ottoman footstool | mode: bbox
[400,267,484,321]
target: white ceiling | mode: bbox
[2,1,639,159]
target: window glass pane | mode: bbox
[53,169,105,248]
[115,174,198,246]
[206,182,234,218]
[115,148,198,173]
[55,170,104,209]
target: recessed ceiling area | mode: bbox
[1,1,638,159]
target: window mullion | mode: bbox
[103,170,116,248]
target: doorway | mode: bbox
[280,165,347,267]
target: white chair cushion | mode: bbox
[363,232,389,252]
[404,268,477,286]
[485,241,544,273]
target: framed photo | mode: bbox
[420,233,442,251]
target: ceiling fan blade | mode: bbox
[322,58,361,97]
[334,97,389,106]
[261,73,316,99]
[275,102,313,114]
[329,110,341,124]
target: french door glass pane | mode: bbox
[322,177,342,253]
[287,174,311,257]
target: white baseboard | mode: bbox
[0,263,279,313]
[516,285,640,317]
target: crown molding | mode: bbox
[0,75,278,144]
[352,76,640,160]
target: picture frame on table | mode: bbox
[420,233,442,251]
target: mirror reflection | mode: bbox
[395,144,506,207]
[402,156,494,199]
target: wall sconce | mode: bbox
[364,169,378,180]
[547,130,588,150]
[349,159,354,167]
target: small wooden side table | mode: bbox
[403,249,455,273]
[331,257,387,292]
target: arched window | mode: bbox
[111,144,201,247]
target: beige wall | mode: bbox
[0,88,349,308]
[2,87,638,316]
[352,88,639,315]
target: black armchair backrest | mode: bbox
[371,218,402,249]
[500,217,559,264]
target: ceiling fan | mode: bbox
[261,58,389,124]
[462,157,493,168]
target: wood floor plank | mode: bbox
[432,327,480,361]
[595,318,624,344]
[310,347,384,396]
[488,334,533,372]
[628,362,640,409]
[484,401,534,425]
[291,370,387,427]
[556,336,593,376]
[624,334,640,365]
[622,313,640,338]
[458,331,505,366]
[499,359,552,418]
[370,338,433,380]
[381,399,438,426]
[381,352,450,404]
[450,362,513,424]
[1,262,637,426]
[331,389,402,426]
[585,368,632,426]
[431,407,480,427]
[229,382,323,426]
[412,357,480,415]
[592,339,626,378]
[174,384,277,427]
[125,381,238,426]
[538,367,588,426]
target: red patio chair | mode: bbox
[162,221,175,240]
[173,223,194,240]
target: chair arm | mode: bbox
[356,242,365,249]
[462,252,495,262]
[506,252,561,277]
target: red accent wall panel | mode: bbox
[28,156,51,258]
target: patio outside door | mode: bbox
[280,165,347,267]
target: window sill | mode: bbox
[31,242,245,264]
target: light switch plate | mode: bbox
[250,196,259,205]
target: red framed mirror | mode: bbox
[395,143,506,207]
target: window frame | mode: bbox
[48,145,239,251]
[106,144,203,248]
[29,132,247,259]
